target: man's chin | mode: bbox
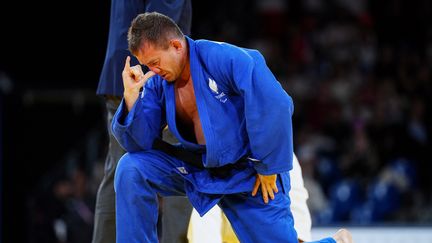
[164,75,176,82]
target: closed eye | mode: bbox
[148,60,159,67]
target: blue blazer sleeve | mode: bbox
[202,42,294,175]
[112,78,166,152]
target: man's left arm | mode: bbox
[226,47,295,202]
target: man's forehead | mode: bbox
[137,42,158,62]
[138,42,155,55]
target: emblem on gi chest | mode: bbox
[208,78,227,103]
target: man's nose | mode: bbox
[149,66,161,74]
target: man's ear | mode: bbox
[170,39,183,52]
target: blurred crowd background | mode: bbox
[1,0,431,242]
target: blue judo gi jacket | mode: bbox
[112,36,295,215]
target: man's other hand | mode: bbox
[252,173,278,204]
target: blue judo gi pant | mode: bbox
[114,150,335,243]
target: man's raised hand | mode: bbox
[122,56,155,111]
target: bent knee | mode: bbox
[114,153,143,192]
[116,153,140,174]
[114,151,162,191]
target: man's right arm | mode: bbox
[111,57,164,152]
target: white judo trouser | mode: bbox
[188,154,312,242]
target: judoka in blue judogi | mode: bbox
[112,12,340,243]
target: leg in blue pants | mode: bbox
[219,174,298,243]
[219,175,336,243]
[114,150,186,243]
[115,150,337,243]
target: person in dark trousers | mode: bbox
[93,1,192,243]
